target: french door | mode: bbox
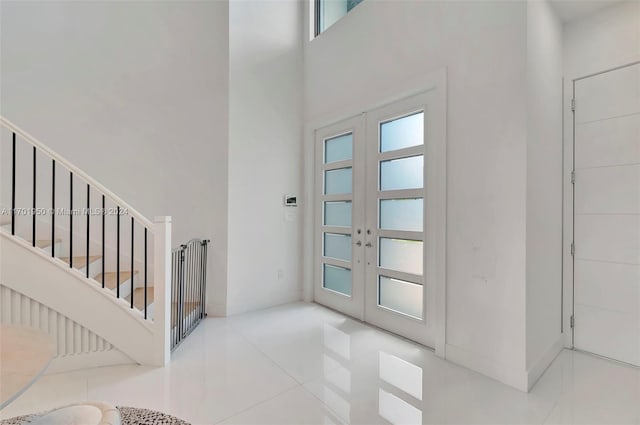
[314,91,443,348]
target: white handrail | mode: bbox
[0,116,154,230]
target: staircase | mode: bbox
[0,116,172,369]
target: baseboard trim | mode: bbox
[45,349,135,374]
[445,343,528,392]
[526,335,564,391]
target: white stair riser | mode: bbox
[115,277,134,300]
[25,240,62,253]
[79,258,103,279]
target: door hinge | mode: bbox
[571,170,575,184]
[571,98,576,112]
[571,242,575,256]
[570,315,575,329]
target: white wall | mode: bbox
[525,0,564,388]
[304,0,530,389]
[0,0,229,315]
[564,1,640,79]
[561,0,640,341]
[227,0,304,315]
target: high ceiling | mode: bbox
[549,0,626,22]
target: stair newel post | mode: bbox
[153,216,171,366]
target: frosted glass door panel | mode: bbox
[324,264,352,296]
[380,156,423,191]
[380,112,424,153]
[325,167,353,195]
[380,199,423,232]
[379,276,423,319]
[324,233,352,261]
[324,201,352,227]
[379,238,423,275]
[325,133,353,164]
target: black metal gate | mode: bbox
[171,239,209,351]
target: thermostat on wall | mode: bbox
[284,195,297,207]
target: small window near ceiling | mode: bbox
[315,0,365,36]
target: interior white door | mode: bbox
[573,62,640,366]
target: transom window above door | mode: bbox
[314,0,365,36]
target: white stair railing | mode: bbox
[0,116,171,366]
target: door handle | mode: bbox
[355,241,362,247]
[365,242,372,248]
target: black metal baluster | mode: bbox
[131,217,134,309]
[86,184,90,278]
[69,172,73,268]
[32,146,36,247]
[51,160,55,257]
[11,133,16,236]
[101,195,105,288]
[144,227,148,319]
[117,205,120,298]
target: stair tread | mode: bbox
[125,287,154,311]
[34,238,62,249]
[95,271,139,290]
[59,255,102,269]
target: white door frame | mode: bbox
[562,59,640,349]
[307,68,447,357]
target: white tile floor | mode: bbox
[1,302,639,424]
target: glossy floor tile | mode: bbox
[1,302,638,424]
